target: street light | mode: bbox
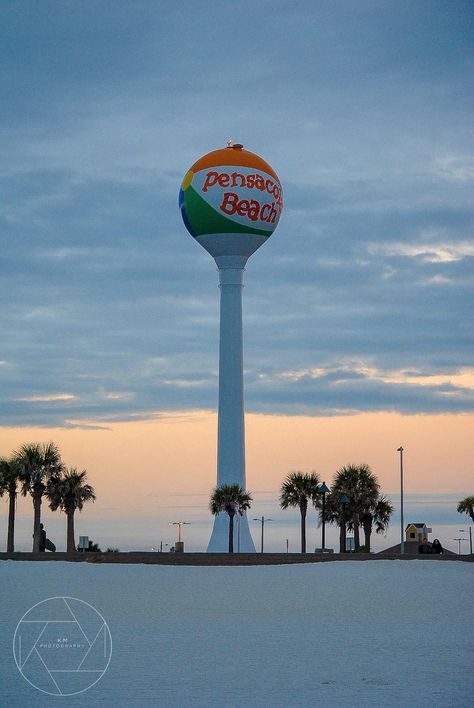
[452,536,467,555]
[340,494,349,554]
[397,447,404,555]
[168,521,191,543]
[458,530,471,556]
[318,482,330,552]
[253,516,272,553]
[460,527,473,555]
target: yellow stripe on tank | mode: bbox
[181,170,194,191]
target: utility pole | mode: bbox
[253,516,272,553]
[397,447,404,554]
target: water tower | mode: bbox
[179,142,283,551]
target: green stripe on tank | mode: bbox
[183,186,272,237]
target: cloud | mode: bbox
[17,393,77,402]
[273,365,474,390]
[245,362,474,416]
[434,153,474,181]
[419,275,452,286]
[370,241,474,263]
[102,391,134,400]
[1,1,473,427]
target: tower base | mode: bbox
[207,512,256,552]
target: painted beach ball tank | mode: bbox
[179,143,283,259]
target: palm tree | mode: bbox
[457,496,474,523]
[320,491,347,553]
[15,442,63,552]
[280,471,320,553]
[47,468,96,552]
[0,456,21,552]
[209,483,252,553]
[360,494,394,552]
[327,464,380,552]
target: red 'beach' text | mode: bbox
[220,192,279,223]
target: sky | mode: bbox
[1,1,473,551]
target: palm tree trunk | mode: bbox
[228,513,234,553]
[363,520,372,553]
[66,510,76,553]
[339,520,345,553]
[7,488,16,553]
[353,512,360,551]
[300,508,307,553]
[366,528,372,553]
[32,493,42,552]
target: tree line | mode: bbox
[210,464,393,553]
[0,442,95,553]
[2,443,473,554]
[211,467,474,554]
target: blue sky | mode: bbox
[1,0,473,427]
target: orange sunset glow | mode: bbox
[1,412,472,518]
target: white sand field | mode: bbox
[1,559,472,707]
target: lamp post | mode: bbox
[459,529,473,555]
[253,516,272,553]
[340,494,349,553]
[169,521,191,545]
[453,536,467,555]
[458,530,470,555]
[397,447,404,555]
[318,482,330,552]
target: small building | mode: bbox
[405,523,432,544]
[378,521,455,555]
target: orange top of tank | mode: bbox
[190,145,279,181]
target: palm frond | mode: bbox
[457,496,474,522]
[46,467,96,513]
[279,471,320,509]
[209,483,252,516]
[14,441,63,496]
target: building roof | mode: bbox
[405,523,427,529]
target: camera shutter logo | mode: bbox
[13,596,112,696]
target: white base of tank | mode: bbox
[207,512,256,552]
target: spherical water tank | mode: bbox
[179,143,283,259]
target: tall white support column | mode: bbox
[207,255,256,552]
